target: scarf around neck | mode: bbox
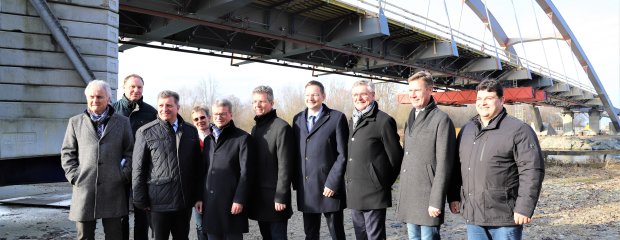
[352,101,376,129]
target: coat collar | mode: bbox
[473,107,507,132]
[81,105,117,139]
[350,103,379,136]
[254,109,277,127]
[407,96,437,133]
[302,104,331,136]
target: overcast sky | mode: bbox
[118,0,619,110]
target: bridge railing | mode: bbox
[352,0,595,94]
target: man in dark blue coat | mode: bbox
[292,81,348,240]
[195,99,252,240]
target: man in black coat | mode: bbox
[112,74,156,240]
[346,80,403,240]
[195,99,252,240]
[248,86,295,239]
[132,90,202,240]
[292,81,348,240]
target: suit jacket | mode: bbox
[396,98,456,226]
[292,104,348,213]
[201,120,253,234]
[346,104,403,210]
[61,106,133,221]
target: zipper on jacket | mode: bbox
[175,129,187,207]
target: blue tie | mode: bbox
[308,116,316,132]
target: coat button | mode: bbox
[210,190,214,194]
[403,169,407,172]
[305,157,308,161]
[305,176,308,180]
[306,139,309,142]
[468,168,471,171]
[405,152,409,155]
[349,158,352,162]
[351,137,355,141]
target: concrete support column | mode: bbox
[531,105,544,132]
[588,110,601,134]
[562,111,574,135]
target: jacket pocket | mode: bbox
[484,189,515,221]
[425,164,435,185]
[147,177,174,206]
[367,163,381,190]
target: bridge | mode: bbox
[0,0,618,184]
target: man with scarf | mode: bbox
[396,71,456,240]
[345,80,403,240]
[112,74,157,240]
[61,80,134,239]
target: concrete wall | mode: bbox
[0,0,119,159]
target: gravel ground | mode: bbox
[1,162,619,240]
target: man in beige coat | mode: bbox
[61,80,134,240]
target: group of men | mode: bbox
[61,71,544,240]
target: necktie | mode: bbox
[308,116,316,132]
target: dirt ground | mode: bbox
[1,162,619,240]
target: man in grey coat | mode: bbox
[448,79,545,240]
[61,80,134,240]
[396,71,456,240]
[248,86,295,239]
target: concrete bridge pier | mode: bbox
[562,111,575,135]
[588,109,602,135]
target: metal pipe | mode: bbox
[28,0,95,84]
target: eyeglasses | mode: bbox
[213,112,229,117]
[193,116,206,122]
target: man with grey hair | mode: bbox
[397,71,457,240]
[196,98,253,240]
[345,79,403,240]
[248,86,295,239]
[133,90,202,240]
[61,80,134,239]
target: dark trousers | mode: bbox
[258,220,288,240]
[302,211,345,240]
[121,208,150,240]
[206,233,243,240]
[351,209,386,240]
[150,208,192,240]
[76,217,122,240]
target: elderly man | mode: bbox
[292,81,348,240]
[61,80,134,240]
[195,99,252,240]
[397,71,456,240]
[133,90,202,240]
[449,79,545,240]
[190,105,212,240]
[248,86,295,239]
[345,80,403,240]
[112,74,157,240]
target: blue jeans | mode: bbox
[466,225,523,240]
[407,223,440,240]
[192,207,205,240]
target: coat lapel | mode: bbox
[100,115,117,139]
[81,114,99,140]
[308,109,329,137]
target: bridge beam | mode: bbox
[499,69,532,81]
[545,83,570,93]
[409,40,458,61]
[536,0,620,132]
[465,0,518,62]
[327,12,389,46]
[461,57,501,73]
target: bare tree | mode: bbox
[275,85,305,124]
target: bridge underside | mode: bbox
[117,0,612,118]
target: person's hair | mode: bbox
[351,80,375,93]
[157,90,180,105]
[123,74,144,85]
[407,71,434,88]
[305,80,325,95]
[212,99,233,113]
[252,85,274,103]
[84,80,112,99]
[192,105,211,118]
[476,79,504,98]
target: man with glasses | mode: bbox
[292,81,348,240]
[345,80,403,240]
[195,99,252,240]
[448,79,545,240]
[190,105,212,240]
